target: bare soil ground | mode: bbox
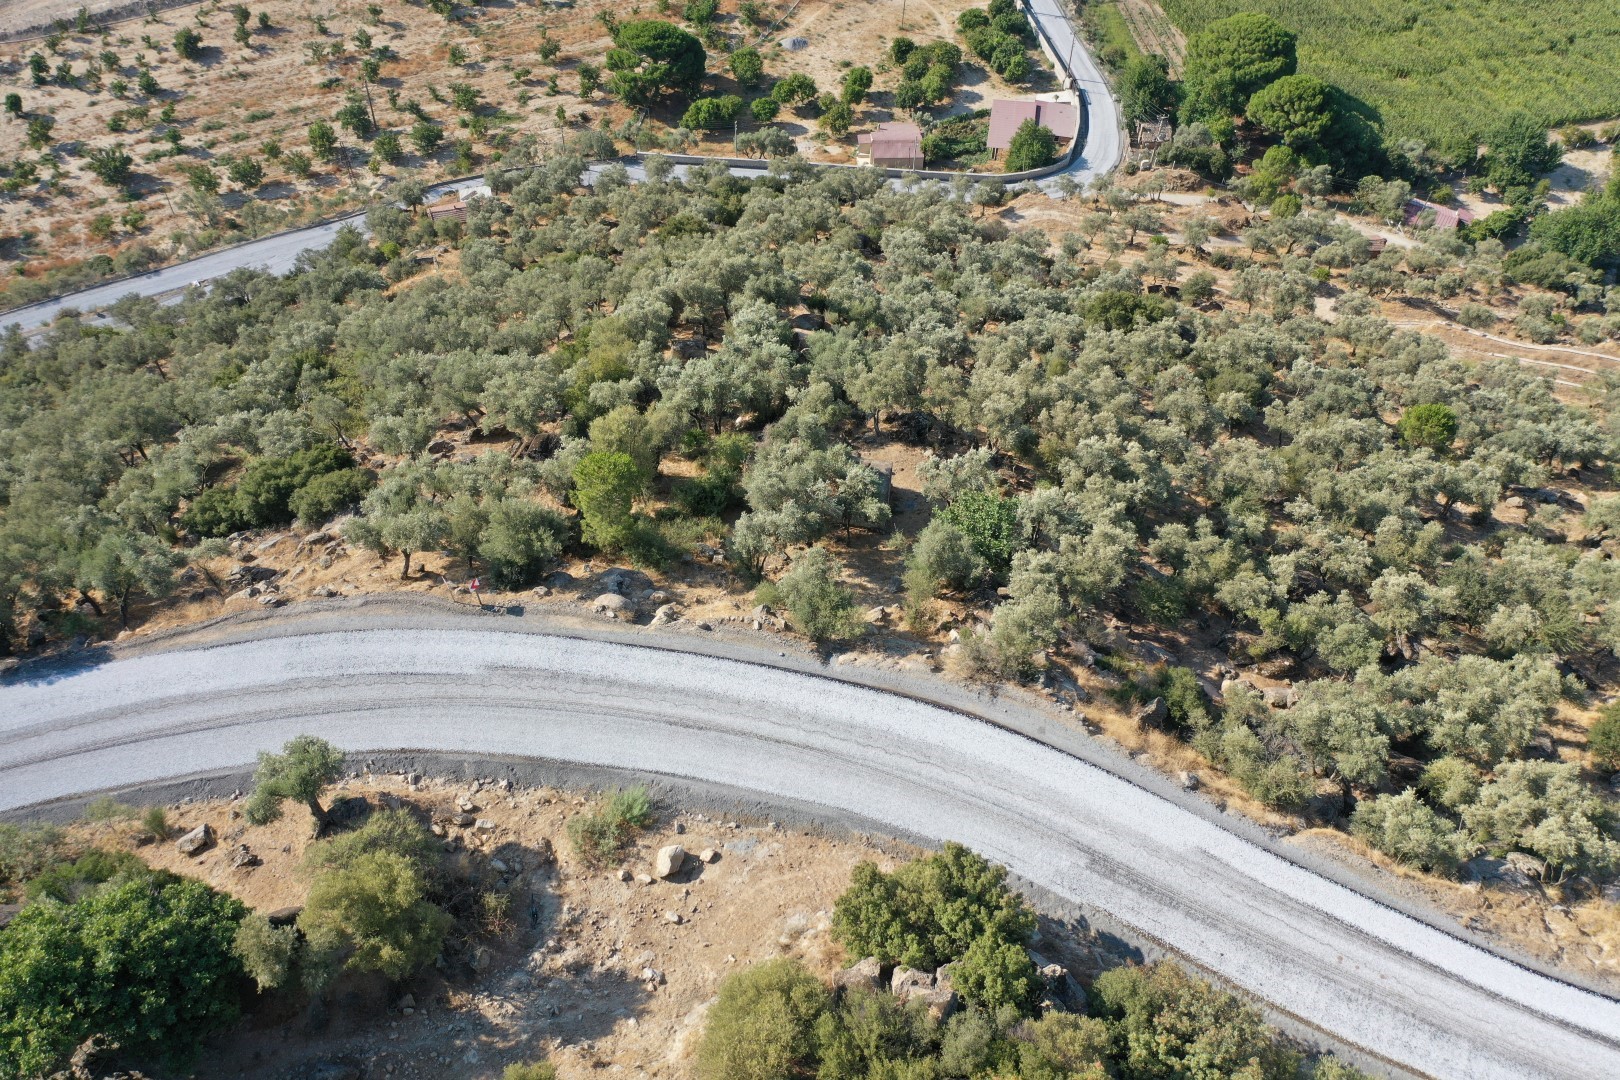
[0,0,1054,292]
[70,775,1121,1078]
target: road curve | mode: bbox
[2,624,1617,1079]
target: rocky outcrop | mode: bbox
[833,956,884,993]
[175,823,214,857]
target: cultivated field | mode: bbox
[1157,0,1620,145]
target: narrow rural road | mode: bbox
[2,618,1617,1080]
[1,1,1122,333]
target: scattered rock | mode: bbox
[1503,495,1526,510]
[698,848,719,863]
[654,845,687,879]
[1261,685,1299,709]
[474,818,496,832]
[651,603,682,626]
[1505,851,1549,882]
[1178,771,1201,791]
[640,967,666,985]
[395,993,415,1011]
[1130,697,1168,729]
[175,823,214,857]
[1219,677,1256,699]
[1524,733,1557,759]
[0,657,20,676]
[299,1060,362,1080]
[266,906,302,927]
[635,873,654,886]
[664,911,683,924]
[833,956,884,993]
[229,844,261,870]
[449,812,475,828]
[312,584,340,598]
[617,868,633,882]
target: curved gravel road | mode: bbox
[2,623,1618,1079]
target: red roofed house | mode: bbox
[857,122,924,170]
[987,99,1079,160]
[1404,199,1474,231]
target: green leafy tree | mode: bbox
[287,468,376,524]
[308,119,339,161]
[1004,117,1056,172]
[1245,73,1334,149]
[749,96,780,123]
[1463,760,1620,881]
[1481,112,1563,192]
[573,450,643,551]
[298,810,450,985]
[771,72,818,106]
[682,94,745,130]
[1091,961,1300,1079]
[243,734,346,835]
[1397,403,1459,453]
[840,66,873,107]
[818,101,854,137]
[1119,53,1176,124]
[1181,12,1296,122]
[728,47,763,87]
[478,498,568,587]
[577,61,601,98]
[697,958,830,1080]
[832,842,1035,972]
[1592,702,1620,773]
[344,465,451,578]
[0,873,246,1080]
[937,490,1019,573]
[173,27,204,61]
[605,20,706,105]
[3,93,20,115]
[409,119,444,155]
[85,143,135,186]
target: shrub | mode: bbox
[181,484,251,537]
[760,546,862,642]
[1003,118,1056,172]
[832,842,1035,972]
[937,490,1018,573]
[567,786,655,865]
[299,849,450,984]
[729,47,763,87]
[0,823,68,898]
[503,1063,558,1080]
[697,958,830,1080]
[0,872,247,1079]
[233,913,300,992]
[237,444,357,525]
[1090,961,1300,1080]
[1351,790,1465,875]
[173,27,203,61]
[288,467,376,524]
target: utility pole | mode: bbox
[899,0,907,33]
[361,78,377,132]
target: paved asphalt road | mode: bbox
[1,2,1122,333]
[2,622,1618,1080]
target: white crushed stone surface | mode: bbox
[3,628,1619,1078]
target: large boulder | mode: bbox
[654,844,687,879]
[175,823,214,857]
[1261,685,1299,709]
[593,593,633,616]
[1131,697,1168,729]
[890,966,934,998]
[833,956,884,993]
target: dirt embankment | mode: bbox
[78,774,1118,1079]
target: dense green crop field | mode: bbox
[1156,0,1620,145]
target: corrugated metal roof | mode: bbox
[987,99,1079,150]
